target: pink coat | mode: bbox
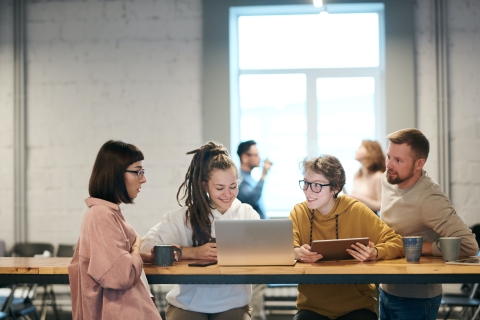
[68,197,161,320]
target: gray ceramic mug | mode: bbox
[154,244,182,267]
[438,237,461,262]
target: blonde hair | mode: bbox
[355,140,386,178]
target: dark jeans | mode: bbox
[379,288,442,320]
[293,309,377,320]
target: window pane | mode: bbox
[316,77,376,191]
[238,13,379,70]
[239,74,307,217]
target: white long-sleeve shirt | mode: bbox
[141,199,259,313]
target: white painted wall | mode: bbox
[416,0,480,226]
[0,0,203,251]
[0,1,15,248]
[447,0,480,227]
[0,0,479,252]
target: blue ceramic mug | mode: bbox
[403,236,423,263]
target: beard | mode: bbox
[386,163,416,185]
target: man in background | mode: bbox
[379,128,478,320]
[237,140,272,219]
[237,140,272,320]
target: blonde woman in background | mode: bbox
[345,140,385,214]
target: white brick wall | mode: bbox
[0,0,15,248]
[0,0,203,250]
[447,0,480,227]
[415,0,439,183]
[416,0,480,226]
[0,0,479,252]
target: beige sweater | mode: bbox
[380,170,479,298]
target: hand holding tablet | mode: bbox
[310,237,370,261]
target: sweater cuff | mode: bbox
[376,247,387,260]
[431,240,442,256]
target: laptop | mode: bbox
[215,219,296,266]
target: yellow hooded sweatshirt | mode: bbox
[289,195,403,319]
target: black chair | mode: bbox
[9,284,40,320]
[9,243,54,320]
[441,283,480,320]
[56,244,75,258]
[0,241,6,258]
[472,224,480,248]
[38,244,76,320]
[0,284,16,320]
[10,243,54,258]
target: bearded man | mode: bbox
[379,128,478,320]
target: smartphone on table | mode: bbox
[188,260,217,267]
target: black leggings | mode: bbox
[293,309,377,320]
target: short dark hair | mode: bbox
[387,128,430,160]
[237,140,257,160]
[88,140,144,204]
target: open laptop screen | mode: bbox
[215,219,295,266]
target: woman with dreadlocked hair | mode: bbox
[141,141,259,320]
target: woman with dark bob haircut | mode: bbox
[68,140,162,320]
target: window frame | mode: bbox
[202,0,415,154]
[229,4,386,217]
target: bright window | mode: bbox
[238,13,379,69]
[230,4,385,217]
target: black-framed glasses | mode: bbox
[125,168,146,180]
[299,180,331,193]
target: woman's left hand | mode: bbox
[346,241,377,262]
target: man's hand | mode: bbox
[261,159,273,180]
[422,242,433,255]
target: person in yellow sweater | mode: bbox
[289,155,403,320]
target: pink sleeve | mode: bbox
[84,207,143,290]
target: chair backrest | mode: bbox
[11,243,54,257]
[0,241,5,257]
[56,244,76,257]
[469,284,479,299]
[0,284,17,313]
[472,224,480,248]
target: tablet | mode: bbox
[310,237,370,261]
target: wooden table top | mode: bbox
[2,256,480,275]
[1,256,480,284]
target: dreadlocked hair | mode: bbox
[176,141,237,247]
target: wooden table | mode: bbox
[1,257,480,285]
